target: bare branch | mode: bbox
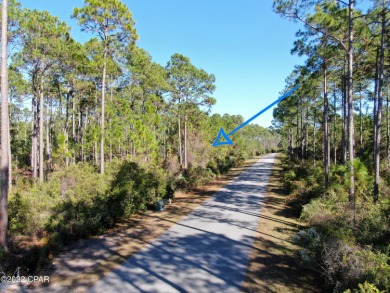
[335,0,348,6]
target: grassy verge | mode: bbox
[242,154,320,293]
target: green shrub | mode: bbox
[182,165,215,189]
[282,169,296,192]
[48,162,109,201]
[8,160,172,261]
[344,282,383,293]
[8,193,31,235]
[213,151,245,175]
[301,197,335,226]
[362,249,390,290]
[164,181,176,199]
[46,194,111,246]
[216,156,232,174]
[357,203,390,247]
[330,160,373,200]
[286,156,389,292]
[207,159,220,176]
[44,161,169,250]
[281,156,325,205]
[109,161,168,220]
[8,185,62,237]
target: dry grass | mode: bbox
[242,154,320,293]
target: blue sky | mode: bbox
[20,0,305,127]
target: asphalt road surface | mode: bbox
[89,153,276,293]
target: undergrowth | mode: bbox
[4,151,247,274]
[282,156,390,292]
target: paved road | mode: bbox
[89,154,276,293]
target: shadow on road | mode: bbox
[87,155,277,293]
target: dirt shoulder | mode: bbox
[242,154,320,293]
[13,157,261,293]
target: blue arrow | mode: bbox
[212,86,299,147]
[212,128,233,147]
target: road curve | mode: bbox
[89,154,277,293]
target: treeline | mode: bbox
[0,0,281,271]
[272,0,389,291]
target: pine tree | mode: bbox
[73,0,138,174]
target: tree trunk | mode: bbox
[359,87,363,150]
[31,95,38,178]
[323,62,330,187]
[288,127,293,156]
[313,107,316,164]
[0,0,10,250]
[177,98,182,169]
[72,92,76,164]
[387,88,389,165]
[39,76,44,183]
[333,84,337,165]
[65,91,70,168]
[301,103,304,164]
[296,104,299,158]
[100,48,107,174]
[79,105,83,162]
[94,89,98,165]
[341,61,347,164]
[347,0,355,204]
[373,49,379,158]
[305,106,309,160]
[374,6,386,203]
[184,111,188,169]
[109,85,113,162]
[46,106,51,179]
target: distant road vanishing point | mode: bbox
[89,154,276,293]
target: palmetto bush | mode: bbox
[284,157,390,291]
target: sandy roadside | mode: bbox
[242,154,320,293]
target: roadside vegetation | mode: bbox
[273,0,390,291]
[281,157,389,291]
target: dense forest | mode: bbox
[0,0,281,273]
[272,0,390,291]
